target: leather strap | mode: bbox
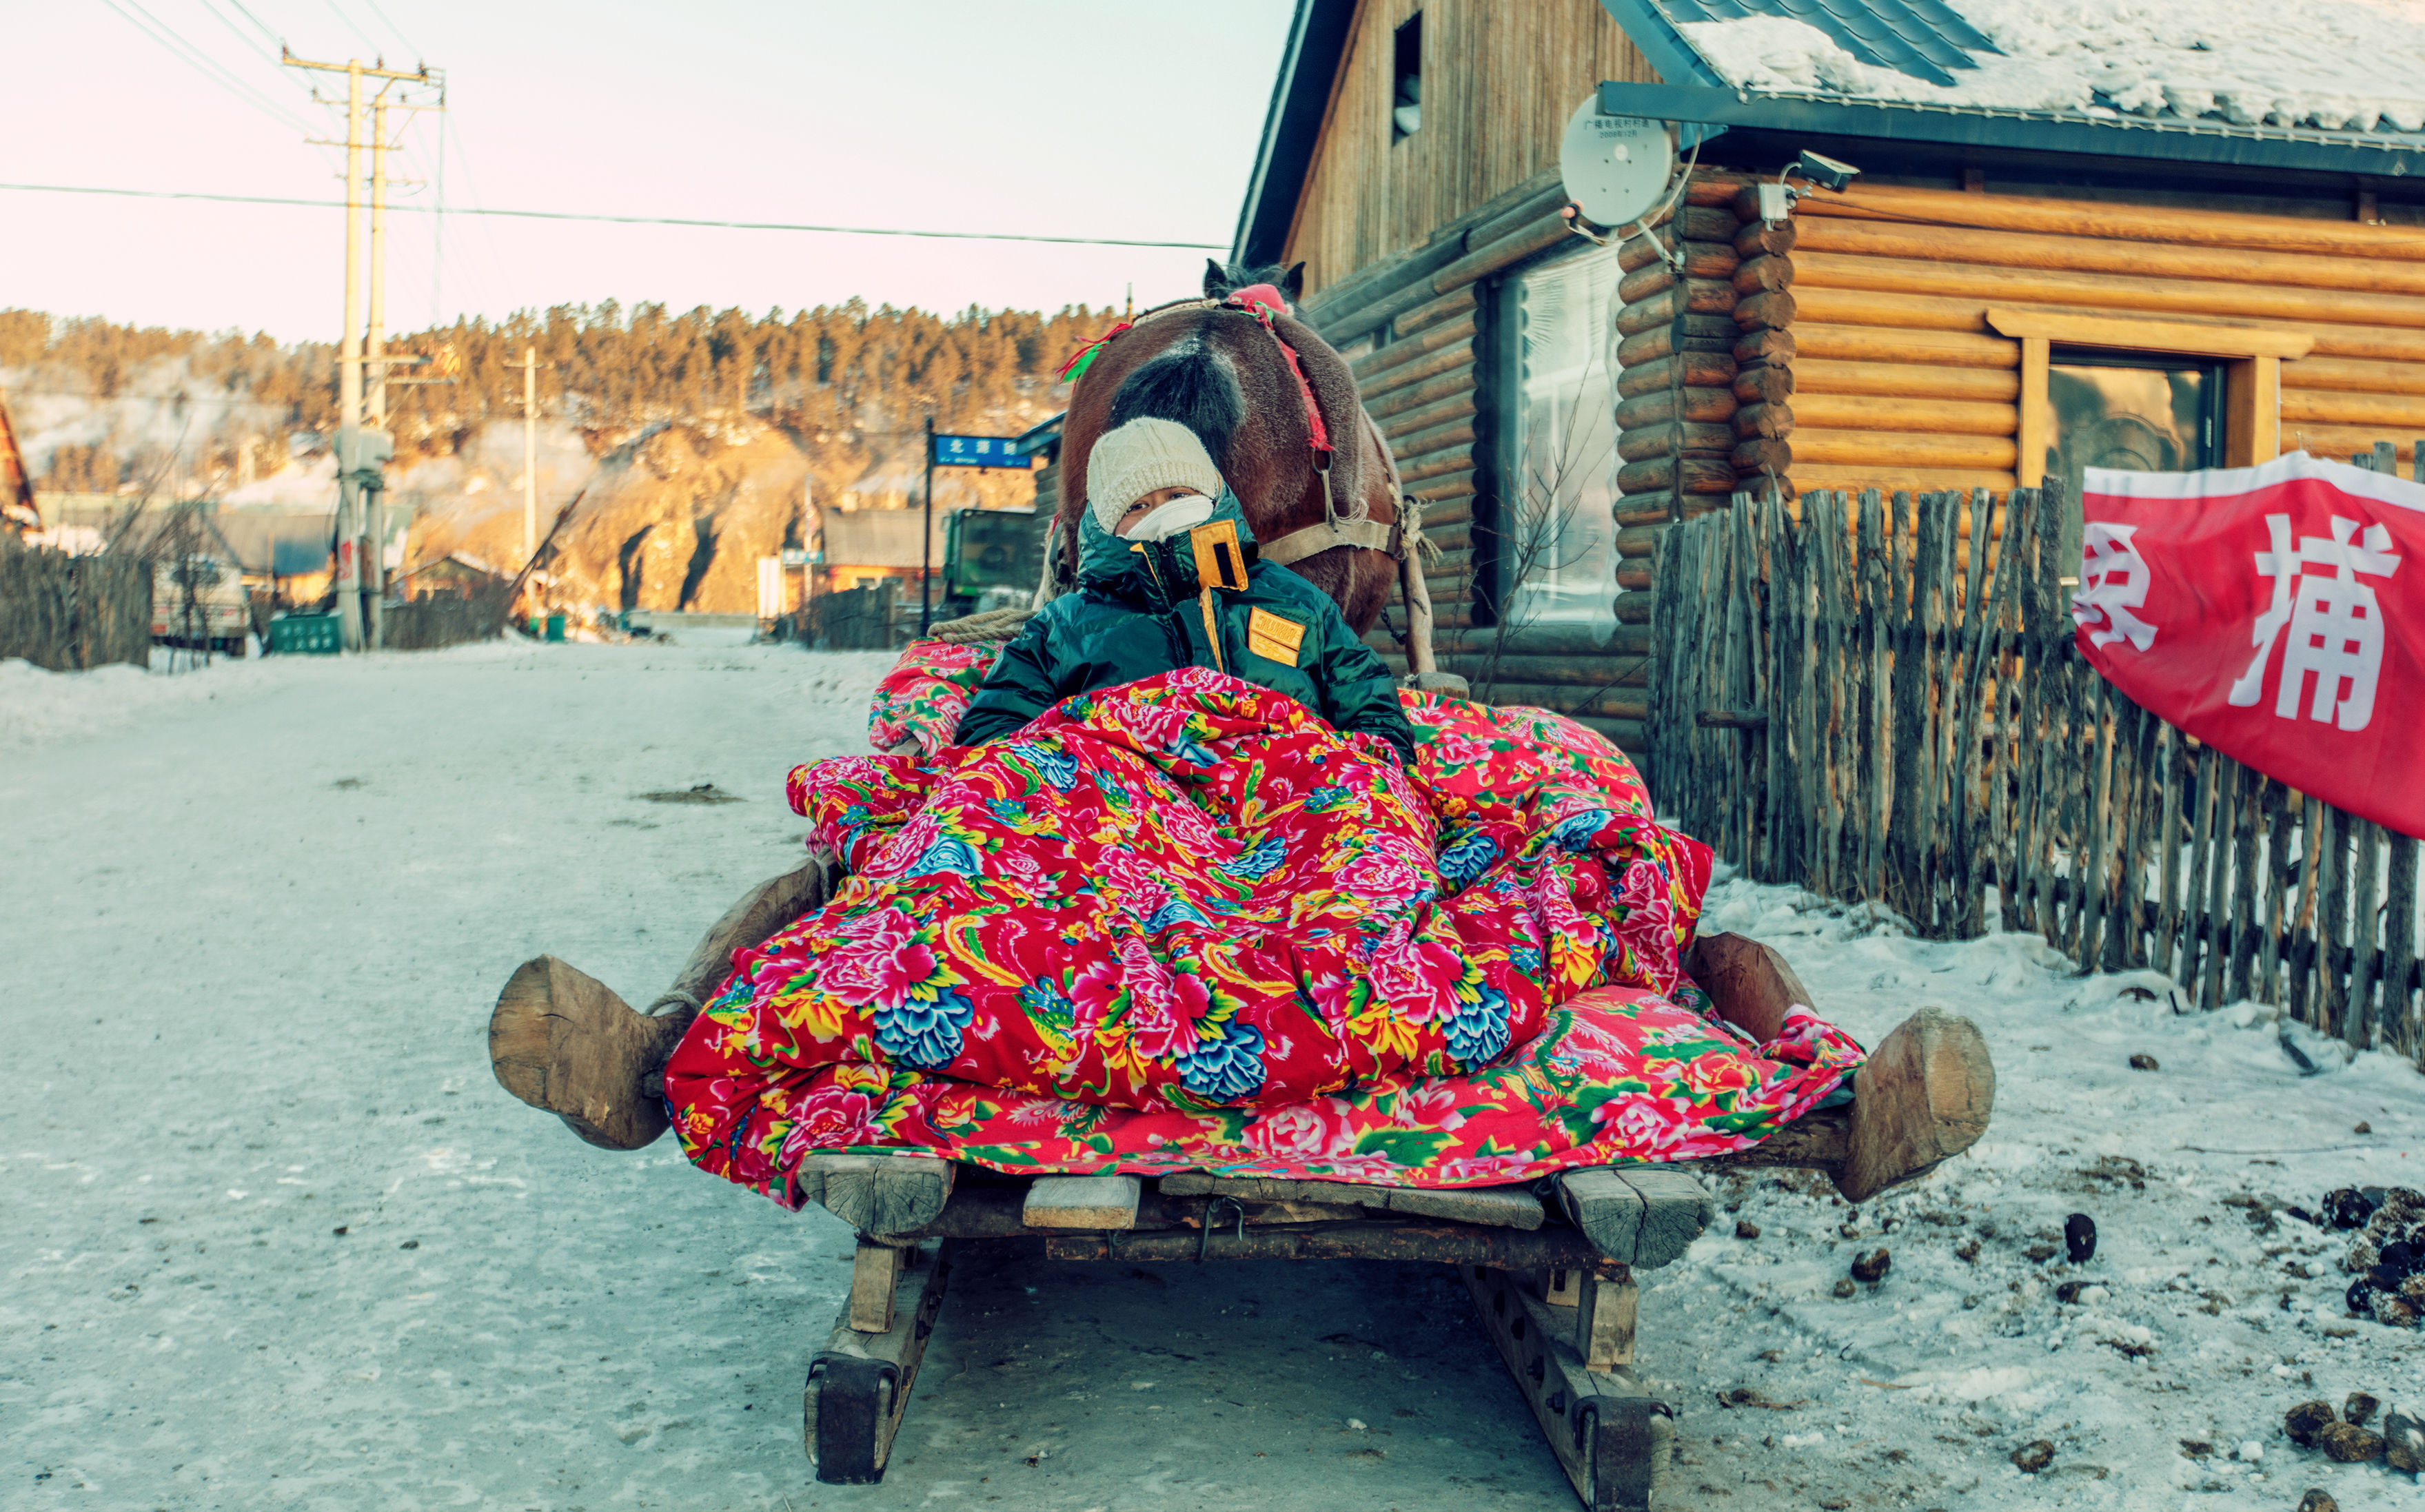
[1259,518,1396,566]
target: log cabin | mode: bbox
[1234,0,2425,776]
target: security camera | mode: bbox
[1794,150,1860,192]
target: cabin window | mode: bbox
[1391,15,1422,140]
[1494,247,1623,640]
[2044,350,2224,566]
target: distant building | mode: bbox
[0,389,38,535]
[813,507,947,596]
[394,551,507,601]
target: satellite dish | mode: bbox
[1559,99,1674,229]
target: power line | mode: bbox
[221,0,285,48]
[356,0,421,61]
[100,0,315,136]
[0,181,1230,248]
[319,0,385,59]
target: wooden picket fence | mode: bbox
[1648,472,2423,1067]
[0,531,152,671]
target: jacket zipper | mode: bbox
[1137,538,1226,674]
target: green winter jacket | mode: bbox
[953,490,1418,764]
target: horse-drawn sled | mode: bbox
[487,273,1995,1511]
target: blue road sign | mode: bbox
[931,433,1034,469]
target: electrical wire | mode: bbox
[221,0,283,48]
[191,0,284,71]
[101,0,316,136]
[319,0,385,59]
[0,181,1229,247]
[356,0,421,61]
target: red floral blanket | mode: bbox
[663,662,1863,1207]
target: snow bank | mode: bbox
[1679,0,2425,134]
[0,655,265,749]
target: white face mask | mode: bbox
[1126,493,1219,541]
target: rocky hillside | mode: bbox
[3,301,1097,611]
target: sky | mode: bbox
[0,0,1295,343]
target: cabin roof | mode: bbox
[1234,0,2425,266]
[1611,0,2425,139]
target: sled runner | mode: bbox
[492,858,1993,1511]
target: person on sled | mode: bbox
[955,416,1419,766]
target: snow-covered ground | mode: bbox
[2,642,2420,1511]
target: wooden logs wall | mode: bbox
[1605,174,1785,631]
[1783,180,2425,488]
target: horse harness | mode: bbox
[1055,289,1430,572]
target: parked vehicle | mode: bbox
[940,506,1044,617]
[151,555,251,657]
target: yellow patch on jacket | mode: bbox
[1246,606,1306,667]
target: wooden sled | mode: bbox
[491,862,1993,1512]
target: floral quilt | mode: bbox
[662,659,1864,1208]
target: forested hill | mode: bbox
[3,300,1112,612]
[1,300,1110,493]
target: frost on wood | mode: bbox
[1677,0,2425,134]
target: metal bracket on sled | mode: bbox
[805,1237,953,1484]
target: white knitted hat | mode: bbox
[1086,418,1222,533]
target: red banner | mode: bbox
[2074,451,2424,841]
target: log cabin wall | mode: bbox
[1277,2,1665,762]
[1722,180,2425,497]
[1281,0,1658,299]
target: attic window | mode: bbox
[1392,14,1421,140]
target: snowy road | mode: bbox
[2,641,2419,1511]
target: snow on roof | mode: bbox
[1674,0,2425,134]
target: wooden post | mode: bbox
[2319,806,2350,1036]
[2153,732,2184,981]
[2181,745,2220,1004]
[848,1239,904,1333]
[2016,337,2051,487]
[1575,1271,1640,1372]
[2228,773,2264,1002]
[2348,817,2382,1050]
[2079,674,2118,968]
[2222,356,2283,467]
[2202,759,2240,1011]
[2260,786,2295,1008]
[1860,489,1890,903]
[2384,834,2419,1060]
[2291,795,2326,1025]
[2107,702,2153,971]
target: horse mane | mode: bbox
[1105,329,1244,469]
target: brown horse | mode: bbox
[1053,263,1403,635]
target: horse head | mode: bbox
[1054,268,1401,634]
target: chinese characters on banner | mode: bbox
[2073,451,2422,840]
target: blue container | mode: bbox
[269,615,343,655]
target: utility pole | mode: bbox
[920,416,935,636]
[283,47,441,653]
[336,59,365,650]
[366,93,388,650]
[507,347,548,571]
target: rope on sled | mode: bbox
[645,988,704,1019]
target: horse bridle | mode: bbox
[1055,291,1417,571]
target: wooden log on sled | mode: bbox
[487,869,1993,1512]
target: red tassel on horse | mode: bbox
[1054,322,1134,385]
